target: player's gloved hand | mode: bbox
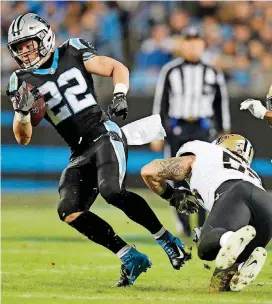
[240,98,267,120]
[108,93,128,120]
[168,187,199,215]
[7,81,41,114]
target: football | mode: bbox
[26,83,46,127]
[30,97,46,127]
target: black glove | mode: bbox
[108,93,128,120]
[169,187,199,215]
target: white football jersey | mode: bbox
[177,140,264,212]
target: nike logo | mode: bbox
[176,246,185,259]
[246,260,257,267]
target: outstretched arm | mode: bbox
[141,156,195,195]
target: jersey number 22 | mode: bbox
[39,67,96,125]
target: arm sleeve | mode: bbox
[152,66,170,129]
[212,71,231,132]
[68,38,98,62]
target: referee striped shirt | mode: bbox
[153,58,231,132]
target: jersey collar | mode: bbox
[33,49,59,75]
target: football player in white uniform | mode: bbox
[240,85,272,125]
[141,134,272,292]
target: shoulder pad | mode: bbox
[176,140,206,157]
[68,38,93,50]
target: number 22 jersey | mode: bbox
[177,140,264,212]
[8,38,108,150]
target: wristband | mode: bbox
[15,111,31,124]
[113,83,128,95]
[160,183,174,200]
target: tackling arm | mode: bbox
[141,156,195,195]
[141,155,198,214]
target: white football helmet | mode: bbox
[7,13,55,69]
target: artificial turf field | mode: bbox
[2,190,272,304]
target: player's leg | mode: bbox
[198,180,272,291]
[229,184,272,291]
[196,180,252,292]
[57,166,128,254]
[197,181,253,262]
[57,165,152,286]
[95,129,190,270]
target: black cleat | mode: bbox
[157,231,192,270]
[114,264,130,287]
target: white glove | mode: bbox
[240,99,267,120]
[10,81,40,113]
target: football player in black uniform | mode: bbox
[6,13,191,286]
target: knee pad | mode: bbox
[57,196,82,222]
[198,228,227,261]
[57,197,72,221]
[99,177,122,202]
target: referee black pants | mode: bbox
[166,120,211,236]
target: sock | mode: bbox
[116,245,132,259]
[153,227,167,240]
[69,211,127,254]
[107,190,163,234]
[220,231,234,247]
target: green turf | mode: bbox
[2,191,272,304]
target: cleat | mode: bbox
[114,247,152,287]
[230,247,267,292]
[157,231,191,270]
[209,263,239,293]
[215,226,256,270]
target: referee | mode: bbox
[151,26,231,237]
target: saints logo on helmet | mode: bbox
[213,134,254,165]
[7,13,55,69]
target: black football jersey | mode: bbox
[8,38,109,149]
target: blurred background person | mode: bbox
[151,26,231,237]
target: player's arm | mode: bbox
[84,56,129,89]
[7,78,38,145]
[240,99,271,121]
[141,156,195,195]
[84,56,129,119]
[264,111,272,120]
[141,156,199,215]
[13,113,32,145]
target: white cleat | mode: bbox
[215,225,256,270]
[230,247,267,292]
